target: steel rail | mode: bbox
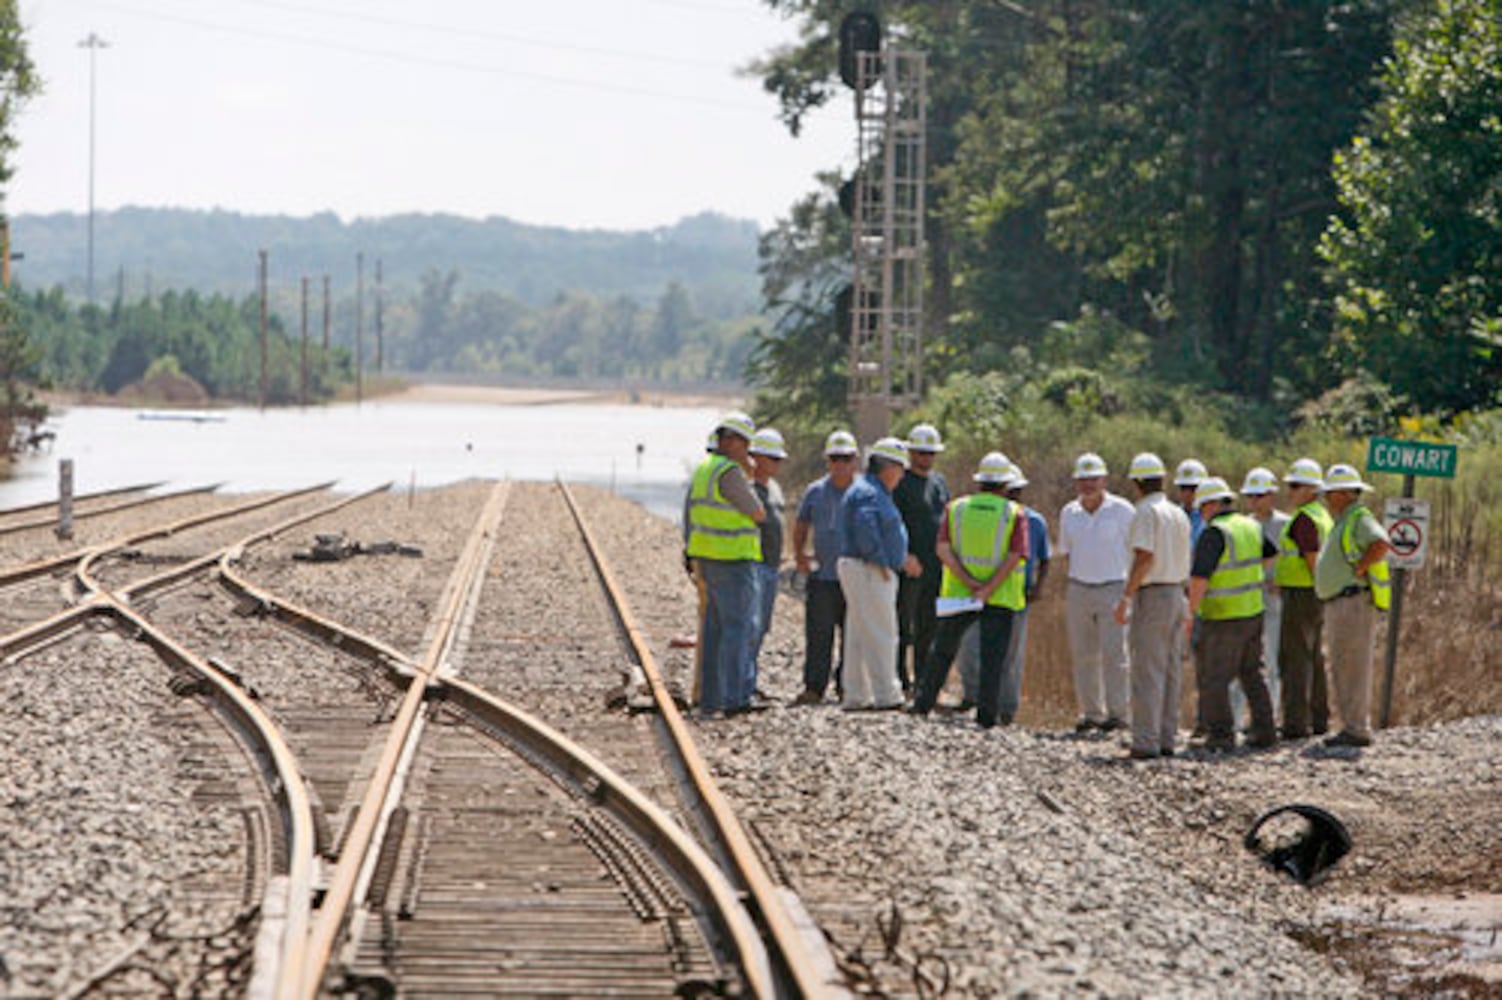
[300,482,510,995]
[0,482,218,539]
[0,480,163,518]
[74,481,337,595]
[441,675,775,995]
[558,479,835,998]
[0,482,325,590]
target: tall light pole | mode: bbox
[78,32,109,304]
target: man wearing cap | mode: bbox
[911,452,1028,728]
[893,423,949,695]
[1114,453,1192,758]
[745,428,788,710]
[1186,477,1279,751]
[1315,465,1393,748]
[1056,452,1136,733]
[683,412,766,717]
[791,430,860,705]
[1276,459,1335,738]
[956,459,1050,721]
[834,438,914,711]
[1233,468,1290,729]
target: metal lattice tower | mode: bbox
[849,47,927,441]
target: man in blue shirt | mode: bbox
[791,430,860,704]
[835,437,917,711]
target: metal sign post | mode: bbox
[1366,437,1459,728]
[57,459,74,540]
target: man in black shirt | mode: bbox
[893,423,951,695]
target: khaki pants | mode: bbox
[1066,580,1130,723]
[836,558,904,709]
[1128,585,1186,753]
[1325,592,1376,739]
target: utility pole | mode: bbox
[258,249,268,410]
[78,32,109,304]
[355,252,364,404]
[300,276,309,407]
[321,274,331,350]
[375,258,384,373]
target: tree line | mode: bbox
[748,0,1501,425]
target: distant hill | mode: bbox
[12,207,763,317]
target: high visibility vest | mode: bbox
[685,455,762,562]
[1200,513,1265,621]
[1274,501,1333,589]
[938,493,1025,610]
[1342,504,1391,611]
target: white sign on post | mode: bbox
[1383,497,1429,570]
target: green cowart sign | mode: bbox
[1367,437,1458,479]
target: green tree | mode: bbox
[1320,0,1502,415]
[0,0,39,450]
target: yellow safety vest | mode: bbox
[938,493,1025,610]
[1274,501,1333,589]
[1200,513,1265,621]
[1342,504,1391,611]
[685,455,762,562]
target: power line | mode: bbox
[99,1,777,112]
[216,0,730,69]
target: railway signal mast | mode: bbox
[840,13,928,443]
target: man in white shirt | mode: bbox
[1115,453,1192,758]
[1055,452,1136,732]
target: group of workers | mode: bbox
[683,411,1393,757]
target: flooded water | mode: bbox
[1,401,723,521]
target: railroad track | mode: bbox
[2,480,844,997]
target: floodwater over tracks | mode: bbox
[2,400,719,519]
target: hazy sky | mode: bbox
[11,0,854,230]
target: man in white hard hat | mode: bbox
[791,430,860,705]
[683,412,765,718]
[1314,464,1392,748]
[1056,452,1135,733]
[1174,458,1209,544]
[744,428,788,712]
[1114,452,1192,759]
[910,452,1028,728]
[1232,467,1290,731]
[956,459,1052,721]
[1274,458,1334,738]
[834,437,915,711]
[893,423,949,696]
[1186,477,1278,751]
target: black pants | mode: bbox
[1278,587,1330,735]
[897,566,941,691]
[1197,615,1275,742]
[802,577,846,696]
[913,605,1015,727]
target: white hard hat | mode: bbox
[1128,452,1168,480]
[1007,462,1029,489]
[1284,457,1324,487]
[749,427,787,459]
[973,451,1013,484]
[1174,458,1208,487]
[868,436,910,470]
[715,411,756,442]
[1073,452,1108,479]
[1194,476,1236,508]
[906,423,945,453]
[823,429,859,457]
[1240,467,1279,496]
[1322,463,1373,493]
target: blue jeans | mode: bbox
[697,559,758,712]
[746,563,779,700]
